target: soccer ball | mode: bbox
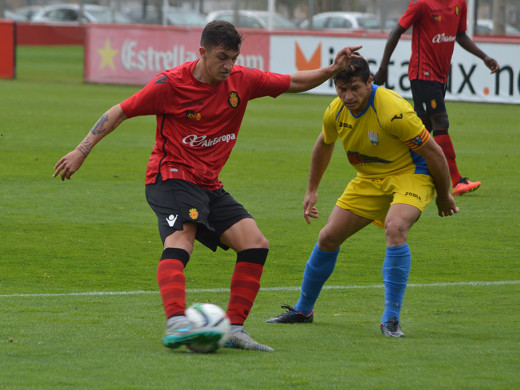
[185,303,231,353]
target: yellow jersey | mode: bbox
[322,85,431,179]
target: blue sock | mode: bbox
[381,244,411,325]
[294,243,339,315]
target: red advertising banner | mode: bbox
[85,24,270,86]
[0,20,16,79]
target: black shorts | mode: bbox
[410,79,447,117]
[145,179,253,251]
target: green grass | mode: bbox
[1,46,519,389]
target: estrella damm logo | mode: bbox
[185,110,201,120]
[188,208,199,220]
[227,91,240,108]
[455,6,460,16]
[430,99,437,109]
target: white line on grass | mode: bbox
[0,280,518,298]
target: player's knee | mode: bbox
[243,232,269,250]
[384,220,409,246]
[431,112,449,130]
[256,235,269,249]
[317,229,342,252]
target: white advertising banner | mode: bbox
[84,25,520,104]
[269,34,520,104]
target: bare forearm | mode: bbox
[76,104,127,157]
[428,154,452,198]
[288,45,362,93]
[373,25,406,85]
[417,139,451,197]
[307,135,334,192]
[456,33,487,60]
[380,27,404,68]
[288,65,341,93]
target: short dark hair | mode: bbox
[200,21,242,51]
[333,55,371,85]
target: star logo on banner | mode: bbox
[97,38,118,71]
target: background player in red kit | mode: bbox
[53,21,361,352]
[374,0,499,196]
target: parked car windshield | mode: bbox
[88,8,131,23]
[254,12,297,29]
[357,16,380,30]
[166,9,206,26]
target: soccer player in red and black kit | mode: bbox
[374,0,499,196]
[53,21,361,351]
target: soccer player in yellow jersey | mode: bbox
[266,55,458,337]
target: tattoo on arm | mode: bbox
[91,114,109,135]
[76,136,92,157]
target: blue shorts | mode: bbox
[336,174,435,228]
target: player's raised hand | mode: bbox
[436,195,459,217]
[333,46,363,70]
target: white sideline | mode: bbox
[0,280,518,298]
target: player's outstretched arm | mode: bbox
[53,104,127,181]
[415,137,459,217]
[287,46,362,93]
[303,133,335,224]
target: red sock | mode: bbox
[433,129,461,186]
[157,250,189,318]
[227,249,268,325]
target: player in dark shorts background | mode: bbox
[374,0,499,196]
[53,20,362,351]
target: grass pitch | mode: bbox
[0,46,519,389]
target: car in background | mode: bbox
[300,11,381,32]
[206,9,298,30]
[11,6,43,21]
[475,19,520,35]
[3,10,28,21]
[31,4,132,25]
[124,5,206,26]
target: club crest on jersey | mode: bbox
[188,208,199,220]
[228,91,240,108]
[368,131,379,146]
[455,5,460,16]
[430,99,437,109]
[185,110,202,120]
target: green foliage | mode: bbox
[0,46,519,389]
